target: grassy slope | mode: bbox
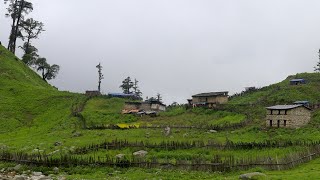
[0,45,84,151]
[229,73,320,105]
[2,44,320,179]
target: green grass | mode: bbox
[81,97,138,126]
[229,72,320,106]
[2,44,320,179]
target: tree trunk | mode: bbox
[42,69,46,80]
[11,0,25,54]
[8,19,16,50]
[7,0,18,50]
[26,37,30,53]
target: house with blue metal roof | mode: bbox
[290,79,306,85]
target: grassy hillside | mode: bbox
[3,44,320,179]
[229,73,320,105]
[0,45,84,148]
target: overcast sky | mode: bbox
[1,0,319,104]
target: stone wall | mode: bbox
[85,91,101,97]
[124,103,141,110]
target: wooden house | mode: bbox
[266,104,312,128]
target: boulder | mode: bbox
[13,164,22,171]
[57,176,67,180]
[115,154,125,159]
[0,144,8,150]
[13,175,26,180]
[53,167,59,174]
[38,176,52,180]
[209,130,218,133]
[54,142,62,146]
[72,132,82,137]
[32,172,43,176]
[133,150,148,157]
[164,126,171,136]
[239,172,266,179]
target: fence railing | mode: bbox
[2,145,320,172]
[72,139,320,154]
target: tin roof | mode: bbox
[192,91,228,97]
[294,101,309,104]
[266,104,311,110]
[290,79,305,82]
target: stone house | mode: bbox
[85,90,101,97]
[266,104,312,128]
[190,91,228,108]
[123,100,166,112]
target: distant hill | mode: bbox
[229,73,320,106]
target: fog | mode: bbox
[1,0,320,104]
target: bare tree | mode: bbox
[156,93,163,103]
[133,78,142,99]
[96,63,104,92]
[315,49,320,73]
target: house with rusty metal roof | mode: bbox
[266,104,312,128]
[189,91,228,108]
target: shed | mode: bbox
[290,79,306,85]
[266,104,311,128]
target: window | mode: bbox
[269,120,272,127]
[285,110,287,115]
[270,110,273,115]
[278,110,281,115]
[284,120,287,127]
[277,120,280,128]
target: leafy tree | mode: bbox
[20,42,38,65]
[4,0,33,54]
[120,77,133,94]
[36,57,60,81]
[20,18,44,53]
[96,63,104,92]
[315,49,320,72]
[133,78,142,99]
